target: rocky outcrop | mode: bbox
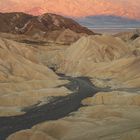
[0,12,33,33]
[114,30,140,42]
[0,12,95,44]
[82,91,140,106]
[132,37,140,48]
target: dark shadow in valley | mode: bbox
[0,74,108,140]
[19,39,47,45]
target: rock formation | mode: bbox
[0,37,69,116]
[114,29,140,42]
[0,12,139,140]
[0,12,95,44]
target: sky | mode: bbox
[0,0,140,19]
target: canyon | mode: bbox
[0,12,139,140]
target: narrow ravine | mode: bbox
[0,75,106,140]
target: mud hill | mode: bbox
[0,37,69,116]
[114,29,140,41]
[55,35,140,89]
[0,12,139,140]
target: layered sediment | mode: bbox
[0,12,139,140]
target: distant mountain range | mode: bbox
[1,0,140,19]
[75,15,140,29]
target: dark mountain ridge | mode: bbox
[0,12,94,35]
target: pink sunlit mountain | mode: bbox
[0,0,140,19]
